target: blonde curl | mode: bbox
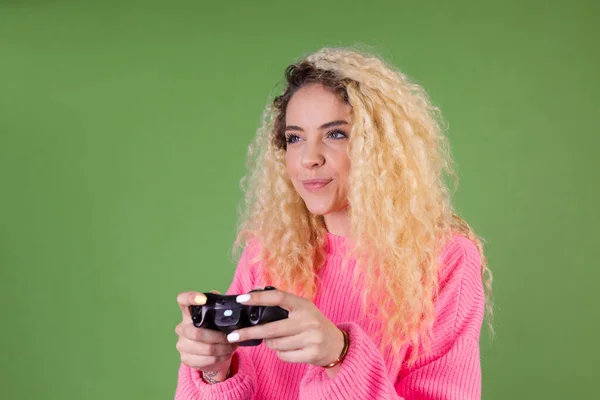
[234,47,493,365]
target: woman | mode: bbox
[174,47,493,399]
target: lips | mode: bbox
[302,179,332,192]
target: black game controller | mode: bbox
[190,286,289,346]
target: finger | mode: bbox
[177,291,208,319]
[209,290,221,294]
[176,323,230,344]
[176,336,237,357]
[225,286,262,296]
[226,319,301,343]
[180,353,232,370]
[235,288,304,312]
[264,332,306,352]
[275,348,318,364]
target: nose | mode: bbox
[300,141,325,169]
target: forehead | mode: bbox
[285,84,351,127]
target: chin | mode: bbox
[306,207,330,216]
[303,199,336,216]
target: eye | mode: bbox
[327,130,348,140]
[285,134,301,144]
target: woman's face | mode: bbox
[284,83,352,218]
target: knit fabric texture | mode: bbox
[175,233,485,399]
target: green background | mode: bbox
[1,0,598,398]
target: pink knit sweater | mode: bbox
[175,233,485,399]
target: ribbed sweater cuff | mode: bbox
[299,322,400,400]
[175,350,256,400]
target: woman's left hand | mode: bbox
[226,288,345,369]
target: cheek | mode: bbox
[332,151,351,184]
[341,159,351,181]
[285,152,298,180]
[285,153,292,172]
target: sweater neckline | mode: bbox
[325,231,352,256]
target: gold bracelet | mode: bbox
[323,329,349,369]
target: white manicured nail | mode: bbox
[227,332,240,342]
[236,294,251,303]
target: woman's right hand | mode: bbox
[175,291,238,382]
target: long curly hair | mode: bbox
[234,47,493,363]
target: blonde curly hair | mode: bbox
[234,47,493,363]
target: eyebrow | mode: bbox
[285,120,349,132]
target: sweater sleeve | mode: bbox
[299,320,406,399]
[174,241,261,400]
[298,236,485,400]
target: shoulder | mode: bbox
[438,234,482,286]
[434,234,485,338]
[226,238,266,295]
[241,237,263,262]
[235,237,266,280]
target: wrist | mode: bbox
[322,328,349,370]
[200,356,235,384]
[200,367,229,384]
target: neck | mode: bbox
[324,209,351,236]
